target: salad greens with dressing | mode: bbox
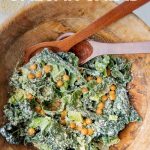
[0,49,141,150]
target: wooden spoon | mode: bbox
[24,0,149,63]
[57,32,150,63]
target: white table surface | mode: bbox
[0,0,149,26]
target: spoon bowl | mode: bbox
[24,40,65,63]
[24,33,94,64]
[56,32,93,64]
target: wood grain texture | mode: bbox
[0,1,150,150]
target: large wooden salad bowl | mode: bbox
[0,1,150,150]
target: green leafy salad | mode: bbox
[0,49,141,150]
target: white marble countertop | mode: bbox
[0,0,150,26]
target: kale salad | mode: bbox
[0,49,141,150]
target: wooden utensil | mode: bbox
[24,0,149,63]
[57,32,150,63]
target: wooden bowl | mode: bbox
[0,1,150,150]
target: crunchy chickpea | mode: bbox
[56,80,64,88]
[69,122,76,129]
[28,73,35,79]
[97,102,105,109]
[60,119,66,126]
[76,125,82,131]
[35,106,42,113]
[81,128,88,135]
[51,106,57,111]
[109,91,115,95]
[27,93,34,100]
[87,128,94,136]
[86,76,93,81]
[101,95,108,102]
[29,64,37,70]
[63,74,70,81]
[36,99,41,104]
[61,110,67,119]
[83,121,87,126]
[43,65,53,73]
[27,128,35,136]
[96,108,103,115]
[53,100,61,108]
[85,118,92,125]
[40,109,45,116]
[110,84,116,91]
[36,71,42,78]
[81,87,89,94]
[96,77,102,84]
[109,94,116,101]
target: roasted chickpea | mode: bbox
[96,77,102,84]
[40,109,45,116]
[109,91,115,95]
[83,120,87,126]
[85,118,92,125]
[101,95,108,102]
[27,93,34,100]
[97,102,105,109]
[86,76,93,81]
[81,128,88,135]
[63,74,70,81]
[109,94,116,101]
[61,110,67,119]
[60,119,66,126]
[53,100,61,108]
[69,122,76,129]
[36,71,42,78]
[51,106,57,111]
[110,84,116,91]
[36,99,41,104]
[27,128,35,136]
[96,108,103,115]
[76,125,82,131]
[28,73,35,79]
[44,65,53,73]
[29,64,37,70]
[35,106,42,113]
[56,80,63,87]
[81,87,89,94]
[87,128,94,136]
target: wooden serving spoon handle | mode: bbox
[84,41,150,63]
[57,33,150,63]
[24,0,149,62]
[55,0,150,51]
